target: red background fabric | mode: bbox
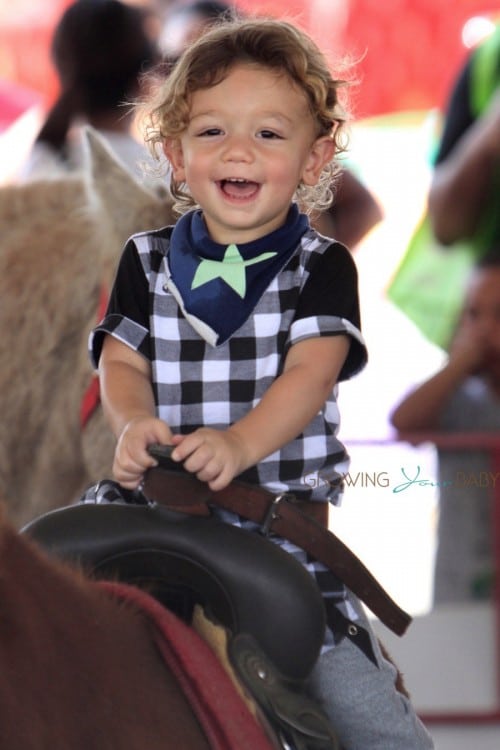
[0,0,498,128]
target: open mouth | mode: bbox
[218,178,260,199]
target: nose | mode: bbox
[221,133,254,162]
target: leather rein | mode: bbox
[142,445,411,637]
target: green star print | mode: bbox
[191,243,277,298]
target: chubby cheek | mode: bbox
[280,154,305,179]
[267,162,305,196]
[182,160,210,198]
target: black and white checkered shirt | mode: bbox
[88,212,368,649]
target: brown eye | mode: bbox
[258,130,282,139]
[199,128,222,137]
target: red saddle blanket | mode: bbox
[99,581,275,750]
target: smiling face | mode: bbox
[164,63,334,245]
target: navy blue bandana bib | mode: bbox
[167,205,309,345]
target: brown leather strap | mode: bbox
[284,498,329,528]
[142,468,411,636]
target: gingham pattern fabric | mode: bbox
[87,212,368,650]
[90,218,366,504]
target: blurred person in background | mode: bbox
[158,0,236,60]
[388,22,499,350]
[390,253,500,605]
[428,23,499,252]
[20,0,160,181]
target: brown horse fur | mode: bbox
[0,504,213,750]
[0,503,284,750]
[0,130,175,528]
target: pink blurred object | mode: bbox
[0,79,41,132]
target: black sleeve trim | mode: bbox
[106,238,149,327]
[296,242,362,330]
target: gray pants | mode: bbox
[307,595,434,750]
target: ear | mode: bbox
[163,138,186,183]
[301,136,336,186]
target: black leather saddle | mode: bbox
[23,502,340,749]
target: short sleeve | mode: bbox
[90,238,150,367]
[291,241,367,380]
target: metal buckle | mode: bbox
[260,493,294,536]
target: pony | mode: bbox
[0,131,175,528]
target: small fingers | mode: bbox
[170,433,206,465]
[171,433,226,483]
[206,466,233,491]
[114,443,158,489]
[195,457,225,484]
[182,445,217,477]
[169,429,241,490]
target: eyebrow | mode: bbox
[189,109,296,125]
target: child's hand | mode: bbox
[114,416,173,489]
[170,428,247,491]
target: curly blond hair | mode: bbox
[139,17,351,215]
